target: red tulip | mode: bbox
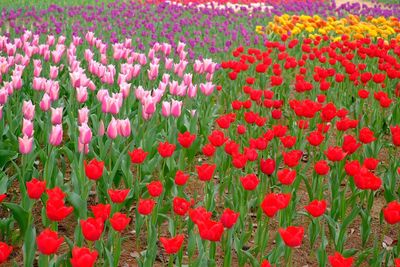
[175,170,190,186]
[358,127,376,144]
[390,126,400,146]
[277,169,296,185]
[138,199,155,215]
[84,159,104,180]
[314,160,330,175]
[202,143,216,157]
[110,212,131,232]
[282,150,303,167]
[0,242,12,264]
[307,131,325,146]
[220,208,239,228]
[70,247,98,267]
[325,146,346,162]
[173,197,192,216]
[342,135,361,155]
[197,219,224,242]
[395,258,400,267]
[46,199,73,222]
[160,234,185,254]
[46,187,66,201]
[90,203,111,222]
[232,153,247,169]
[278,226,304,247]
[0,194,6,203]
[345,160,361,176]
[261,193,291,217]
[363,158,379,170]
[260,259,271,267]
[208,130,227,147]
[280,136,296,148]
[260,158,276,175]
[196,163,216,181]
[128,148,148,164]
[108,189,130,203]
[36,229,64,255]
[158,141,176,158]
[305,200,327,217]
[240,173,259,190]
[328,252,353,267]
[353,167,381,190]
[383,200,400,224]
[177,131,196,148]
[147,181,163,197]
[80,217,104,241]
[189,207,212,225]
[26,178,46,199]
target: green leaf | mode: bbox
[2,203,29,236]
[22,226,36,267]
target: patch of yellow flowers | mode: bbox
[256,14,400,41]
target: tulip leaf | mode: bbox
[68,192,88,219]
[2,202,29,236]
[23,225,36,267]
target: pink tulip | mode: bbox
[171,100,183,118]
[117,119,131,137]
[22,119,34,137]
[72,36,82,46]
[58,35,66,44]
[148,48,155,60]
[147,63,159,80]
[85,32,95,45]
[48,82,60,101]
[169,81,179,95]
[39,93,51,111]
[12,75,22,90]
[78,107,89,125]
[49,125,63,146]
[78,141,89,154]
[98,120,105,136]
[22,100,35,120]
[161,43,171,56]
[0,89,7,105]
[97,89,109,102]
[165,58,173,70]
[194,60,204,74]
[51,107,63,125]
[188,84,197,98]
[143,96,156,115]
[49,66,59,80]
[183,74,192,86]
[132,64,141,78]
[138,54,147,65]
[76,86,88,103]
[176,83,187,97]
[158,82,167,93]
[190,109,197,117]
[47,35,55,46]
[33,77,44,91]
[200,82,215,96]
[177,41,186,54]
[19,135,33,154]
[107,117,118,139]
[135,86,146,101]
[33,60,42,77]
[162,73,170,84]
[179,50,187,60]
[51,50,63,64]
[119,82,130,98]
[78,123,92,145]
[161,101,171,117]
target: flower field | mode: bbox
[0,0,400,266]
